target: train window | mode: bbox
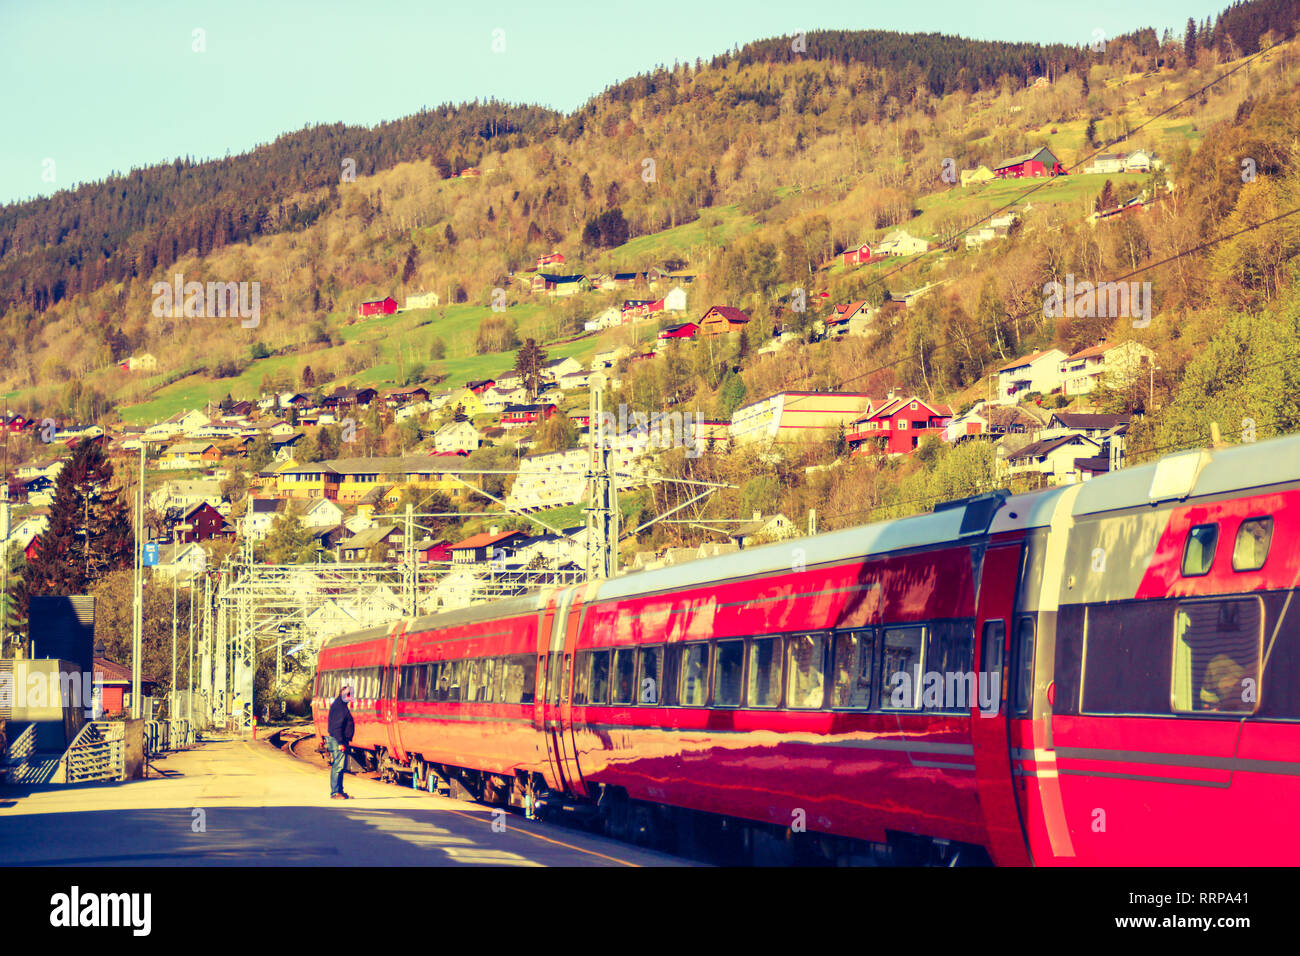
[661,645,682,706]
[589,650,611,705]
[572,651,592,705]
[637,646,661,704]
[1081,602,1174,716]
[680,643,710,706]
[1172,599,1262,715]
[446,660,463,702]
[492,658,507,703]
[398,666,412,701]
[747,636,783,707]
[713,640,744,707]
[422,664,434,701]
[831,629,874,709]
[463,660,482,702]
[480,658,496,703]
[1013,618,1035,714]
[880,626,925,710]
[612,649,636,704]
[520,655,537,705]
[1232,518,1273,572]
[979,621,1006,711]
[1181,523,1219,577]
[545,652,562,703]
[787,633,826,709]
[927,622,975,712]
[561,654,572,703]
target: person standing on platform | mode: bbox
[327,684,355,799]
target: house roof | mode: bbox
[166,442,214,454]
[340,525,399,550]
[1050,412,1132,430]
[994,146,1058,170]
[702,306,750,324]
[1007,434,1099,461]
[250,498,286,514]
[449,530,529,551]
[1065,341,1121,361]
[997,348,1063,373]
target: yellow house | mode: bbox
[274,462,335,500]
[275,456,481,505]
[450,389,487,418]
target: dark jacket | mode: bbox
[328,696,354,745]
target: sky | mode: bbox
[0,0,1229,206]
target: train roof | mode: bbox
[596,497,997,601]
[1072,431,1300,517]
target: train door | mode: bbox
[545,587,581,796]
[533,590,568,793]
[558,584,599,799]
[384,622,408,760]
[970,539,1032,866]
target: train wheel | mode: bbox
[411,756,426,790]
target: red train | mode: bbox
[313,434,1300,864]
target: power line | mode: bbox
[837,43,1277,300]
[824,202,1300,395]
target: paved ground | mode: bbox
[0,738,694,866]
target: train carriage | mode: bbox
[312,433,1300,865]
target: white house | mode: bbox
[1060,340,1156,396]
[996,348,1067,404]
[1000,434,1104,485]
[876,229,929,257]
[405,291,440,310]
[302,498,345,530]
[434,421,483,454]
[543,357,584,380]
[149,479,225,515]
[663,285,688,313]
[591,346,632,371]
[152,542,207,581]
[1123,150,1153,173]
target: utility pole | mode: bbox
[0,479,8,658]
[405,502,417,616]
[188,582,195,722]
[585,388,619,580]
[132,444,144,718]
[171,569,177,717]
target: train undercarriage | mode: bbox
[330,741,992,866]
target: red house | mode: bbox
[536,252,565,270]
[415,540,454,563]
[93,657,159,717]
[358,296,398,318]
[847,395,953,455]
[467,379,496,394]
[175,502,234,543]
[658,322,699,340]
[993,147,1065,179]
[841,244,880,266]
[501,403,557,428]
[22,534,41,562]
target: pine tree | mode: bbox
[515,338,548,402]
[1184,18,1198,58]
[13,438,134,629]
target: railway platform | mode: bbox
[0,736,694,866]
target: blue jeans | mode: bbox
[326,737,347,795]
